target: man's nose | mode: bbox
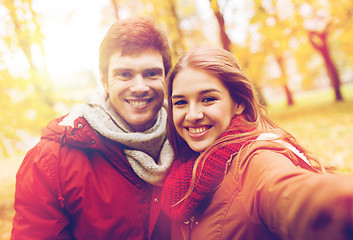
[185,104,204,122]
[130,74,149,93]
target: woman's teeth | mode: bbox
[189,127,207,134]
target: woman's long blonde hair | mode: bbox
[165,47,325,194]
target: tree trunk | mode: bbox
[209,0,232,51]
[308,30,343,101]
[277,56,294,106]
[167,0,186,57]
[111,0,120,20]
[283,85,294,106]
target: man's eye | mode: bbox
[144,70,162,79]
[114,71,133,80]
[119,72,133,78]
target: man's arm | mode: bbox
[11,143,73,240]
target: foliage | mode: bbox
[0,69,58,156]
[253,0,352,96]
[268,83,353,173]
[0,0,65,156]
[1,0,353,156]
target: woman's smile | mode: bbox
[185,125,212,140]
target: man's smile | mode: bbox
[126,99,150,107]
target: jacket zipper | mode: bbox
[184,216,199,240]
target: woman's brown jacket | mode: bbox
[171,140,353,240]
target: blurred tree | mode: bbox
[330,0,353,66]
[276,55,294,105]
[250,0,300,106]
[308,25,343,101]
[298,0,344,101]
[237,46,269,106]
[251,0,348,103]
[141,0,187,58]
[208,0,268,105]
[3,0,54,106]
[111,0,120,20]
[0,0,57,156]
[164,0,187,58]
[116,0,203,61]
[209,0,232,51]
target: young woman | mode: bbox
[161,46,353,240]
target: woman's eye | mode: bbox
[202,97,217,103]
[173,100,187,106]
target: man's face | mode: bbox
[103,48,165,132]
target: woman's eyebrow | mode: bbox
[171,94,184,99]
[172,88,221,99]
[200,88,221,94]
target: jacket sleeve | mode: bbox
[11,142,73,240]
[239,149,353,240]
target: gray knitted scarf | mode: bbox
[62,90,174,186]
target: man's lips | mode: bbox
[126,99,152,107]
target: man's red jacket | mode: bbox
[11,116,170,240]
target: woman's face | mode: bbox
[171,67,244,152]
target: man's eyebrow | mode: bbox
[144,67,164,72]
[111,68,132,73]
[111,67,163,72]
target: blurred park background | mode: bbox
[0,0,352,238]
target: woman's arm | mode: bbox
[240,149,353,240]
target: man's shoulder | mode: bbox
[57,105,85,128]
[41,104,94,143]
[19,113,97,178]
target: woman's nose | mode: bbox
[185,104,204,122]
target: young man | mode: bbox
[11,17,173,239]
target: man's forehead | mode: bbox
[109,49,164,70]
[115,46,161,57]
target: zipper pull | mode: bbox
[184,216,199,229]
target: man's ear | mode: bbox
[101,75,109,92]
[234,103,245,115]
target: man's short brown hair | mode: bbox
[99,17,172,85]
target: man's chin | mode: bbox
[127,115,158,132]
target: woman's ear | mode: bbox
[234,103,245,115]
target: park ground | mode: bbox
[0,84,352,239]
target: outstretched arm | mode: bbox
[240,150,353,240]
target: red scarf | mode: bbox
[161,115,256,222]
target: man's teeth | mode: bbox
[129,100,148,107]
[189,127,207,134]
